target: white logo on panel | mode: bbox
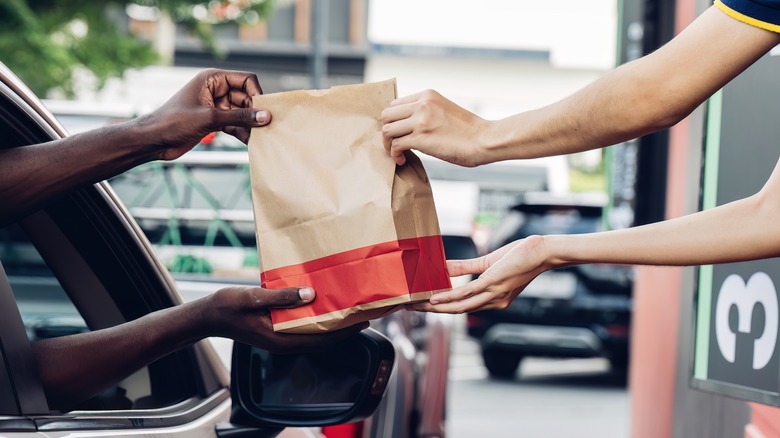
[715,272,778,370]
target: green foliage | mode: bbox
[0,0,274,97]
[170,254,213,274]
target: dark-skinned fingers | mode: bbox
[203,73,231,102]
[213,90,253,111]
[209,107,271,132]
[228,89,254,108]
[202,70,257,96]
[222,126,251,144]
[251,287,315,309]
[220,70,263,96]
[212,94,236,111]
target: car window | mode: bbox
[0,74,219,420]
[0,223,154,411]
[106,137,262,285]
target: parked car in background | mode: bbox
[467,192,634,379]
[419,153,569,255]
[0,62,393,438]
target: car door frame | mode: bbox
[0,62,237,436]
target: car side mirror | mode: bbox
[229,328,395,429]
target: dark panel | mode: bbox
[0,263,48,414]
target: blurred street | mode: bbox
[206,318,631,438]
[447,320,630,438]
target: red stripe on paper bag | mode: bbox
[262,235,451,325]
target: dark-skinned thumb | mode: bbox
[262,287,315,309]
[210,108,271,129]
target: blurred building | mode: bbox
[171,0,370,93]
[365,0,616,119]
[121,0,616,117]
[96,0,617,200]
[363,0,617,198]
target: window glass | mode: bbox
[106,137,262,291]
[0,223,152,411]
[328,0,351,44]
[267,2,295,42]
[0,223,85,340]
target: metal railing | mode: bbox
[108,150,259,276]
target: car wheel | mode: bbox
[482,349,522,380]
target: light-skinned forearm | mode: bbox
[478,7,780,163]
[545,196,777,268]
[544,159,780,268]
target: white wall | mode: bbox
[365,0,617,191]
[368,0,618,71]
[366,55,604,120]
[366,0,617,120]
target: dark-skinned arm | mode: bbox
[0,68,271,226]
[32,286,365,411]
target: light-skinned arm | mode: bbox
[410,158,780,314]
[382,6,780,166]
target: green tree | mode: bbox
[0,0,274,97]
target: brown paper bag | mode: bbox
[247,78,451,334]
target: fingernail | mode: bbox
[255,110,270,125]
[430,298,440,304]
[298,287,315,302]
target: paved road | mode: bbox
[446,331,630,438]
[205,312,630,438]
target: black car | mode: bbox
[467,192,634,379]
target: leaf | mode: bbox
[1,0,275,96]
